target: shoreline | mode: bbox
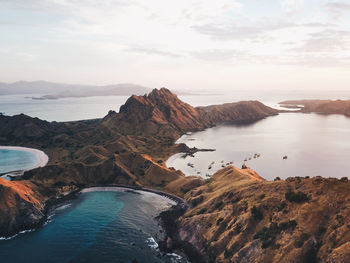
[0,184,197,262]
[0,146,49,175]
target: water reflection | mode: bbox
[167,113,350,180]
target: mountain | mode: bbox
[171,167,350,263]
[0,88,348,262]
[101,88,212,137]
[200,100,279,124]
[0,88,278,237]
[0,81,151,98]
[102,88,278,138]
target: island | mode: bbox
[0,88,349,263]
[279,99,350,117]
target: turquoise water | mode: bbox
[167,113,350,180]
[0,149,39,173]
[0,190,186,263]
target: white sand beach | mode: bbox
[0,146,49,171]
[81,186,177,208]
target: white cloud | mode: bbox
[324,1,350,19]
[1,0,350,90]
[281,0,304,13]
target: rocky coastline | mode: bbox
[0,88,348,262]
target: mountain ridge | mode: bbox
[0,88,348,263]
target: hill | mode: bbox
[279,99,350,117]
[0,88,348,262]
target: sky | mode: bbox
[0,0,349,92]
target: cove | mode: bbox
[0,190,187,263]
[0,146,48,180]
[167,113,350,180]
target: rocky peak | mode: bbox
[104,88,278,138]
[148,87,178,102]
[116,88,211,135]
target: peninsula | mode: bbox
[0,88,349,263]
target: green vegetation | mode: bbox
[285,190,309,203]
[235,223,242,233]
[224,249,233,259]
[216,217,224,225]
[197,208,206,215]
[254,220,297,248]
[294,233,310,248]
[278,201,287,212]
[251,206,264,221]
[215,201,223,210]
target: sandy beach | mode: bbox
[0,146,49,171]
[81,186,177,209]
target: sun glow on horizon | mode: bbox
[0,0,349,92]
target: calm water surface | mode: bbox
[167,113,350,180]
[0,149,39,173]
[0,190,186,263]
[0,89,349,121]
[0,94,129,122]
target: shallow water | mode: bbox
[0,190,187,263]
[0,149,39,173]
[166,113,350,180]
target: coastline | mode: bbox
[0,146,49,173]
[0,184,198,262]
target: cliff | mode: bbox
[101,88,212,137]
[0,178,46,237]
[101,88,278,137]
[174,167,350,263]
[0,88,348,262]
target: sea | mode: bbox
[0,148,39,174]
[166,113,350,180]
[0,190,187,263]
[0,89,349,261]
[0,90,349,180]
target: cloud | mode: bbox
[191,49,247,62]
[282,54,350,67]
[324,1,350,19]
[192,22,292,41]
[290,29,350,52]
[192,21,330,41]
[281,0,304,13]
[126,47,182,58]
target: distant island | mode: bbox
[0,80,195,100]
[0,80,151,99]
[279,99,350,117]
[0,89,349,263]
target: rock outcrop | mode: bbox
[0,178,46,237]
[0,88,348,262]
[101,88,212,137]
[175,167,350,263]
[101,88,278,138]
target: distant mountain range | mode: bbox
[0,81,152,99]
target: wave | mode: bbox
[0,229,35,241]
[146,237,159,250]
